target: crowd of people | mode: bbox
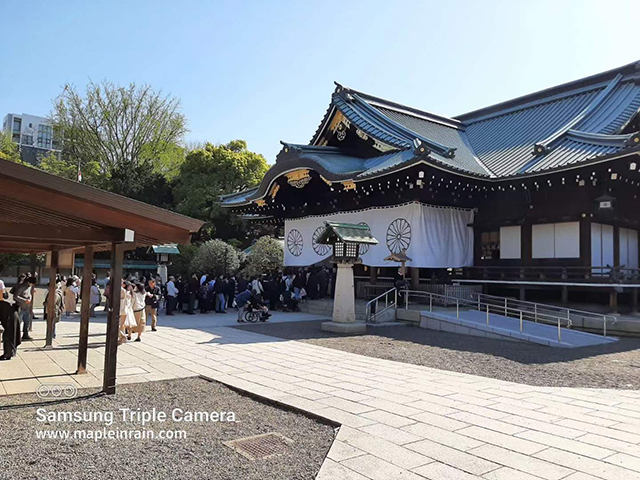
[0,265,337,360]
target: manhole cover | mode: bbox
[223,432,294,460]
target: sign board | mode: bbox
[45,250,75,268]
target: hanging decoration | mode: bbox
[287,229,304,256]
[286,169,311,189]
[284,202,474,268]
[386,218,412,254]
[312,226,332,256]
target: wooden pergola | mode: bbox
[0,159,204,394]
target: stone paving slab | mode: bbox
[1,312,640,479]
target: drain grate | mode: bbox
[223,432,294,460]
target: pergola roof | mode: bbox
[0,159,204,254]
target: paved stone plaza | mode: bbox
[2,311,640,480]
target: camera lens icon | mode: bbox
[36,383,78,399]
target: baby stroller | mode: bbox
[280,290,300,312]
[243,297,272,323]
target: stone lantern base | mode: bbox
[321,260,366,334]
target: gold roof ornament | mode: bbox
[342,180,356,191]
[270,183,280,199]
[286,169,311,189]
[320,175,332,186]
[255,199,266,207]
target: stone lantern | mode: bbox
[152,244,180,283]
[315,221,378,334]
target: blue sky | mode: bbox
[1,0,638,163]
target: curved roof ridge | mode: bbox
[348,92,456,157]
[566,129,640,147]
[456,60,640,123]
[532,74,624,155]
[341,85,463,130]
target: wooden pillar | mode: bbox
[613,226,620,267]
[610,289,619,313]
[77,246,94,375]
[44,251,59,348]
[579,217,592,268]
[103,242,124,395]
[631,288,638,314]
[561,286,569,306]
[519,287,526,301]
[410,267,419,290]
[521,223,532,266]
[370,266,377,285]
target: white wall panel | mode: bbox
[619,228,639,269]
[554,222,580,258]
[629,229,639,269]
[602,224,614,267]
[532,224,555,259]
[620,228,629,268]
[500,226,521,259]
[591,223,602,267]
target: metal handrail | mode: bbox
[365,287,397,323]
[401,290,613,341]
[473,293,617,336]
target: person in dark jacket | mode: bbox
[145,278,161,331]
[226,275,236,309]
[214,275,227,313]
[175,275,186,312]
[263,275,278,311]
[317,267,328,299]
[236,275,248,295]
[306,268,319,300]
[187,273,200,315]
[0,280,21,360]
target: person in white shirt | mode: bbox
[166,276,178,315]
[250,276,264,296]
[132,283,147,342]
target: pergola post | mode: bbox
[103,242,124,394]
[77,246,94,375]
[44,251,59,348]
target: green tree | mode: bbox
[191,239,240,276]
[173,140,269,242]
[0,131,20,162]
[243,236,284,278]
[107,161,174,208]
[168,244,199,277]
[38,152,102,184]
[51,79,186,174]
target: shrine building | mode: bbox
[222,60,640,310]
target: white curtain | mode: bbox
[283,202,474,268]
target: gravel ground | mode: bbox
[235,321,640,390]
[0,377,335,480]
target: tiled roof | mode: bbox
[345,60,640,178]
[222,61,640,207]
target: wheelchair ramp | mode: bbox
[420,309,618,348]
